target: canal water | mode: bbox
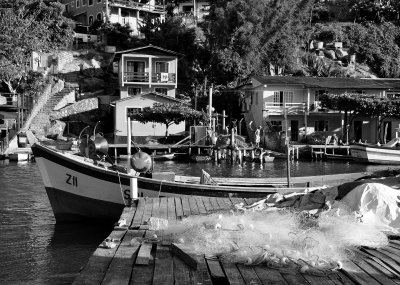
[0,158,395,284]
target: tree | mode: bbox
[204,0,313,82]
[131,103,206,137]
[0,0,73,94]
[320,93,400,142]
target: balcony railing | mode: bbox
[124,72,149,82]
[151,72,176,83]
[264,103,306,115]
[123,72,176,84]
[110,0,166,13]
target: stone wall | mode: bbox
[51,98,99,120]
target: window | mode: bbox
[315,120,328,132]
[155,62,169,73]
[82,0,87,5]
[76,0,80,8]
[65,4,69,12]
[97,0,102,3]
[96,12,102,21]
[355,90,366,94]
[88,15,94,25]
[127,107,142,118]
[155,88,168,95]
[127,61,145,72]
[71,1,74,7]
[273,91,293,106]
[270,121,282,132]
[89,0,93,5]
[128,87,141,96]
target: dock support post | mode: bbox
[130,177,138,199]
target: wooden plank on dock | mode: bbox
[362,247,400,275]
[236,264,262,285]
[195,197,207,215]
[352,248,398,279]
[190,255,212,285]
[279,268,309,285]
[167,197,176,221]
[140,198,153,226]
[130,242,155,285]
[131,199,146,229]
[209,197,221,211]
[202,197,214,213]
[153,245,174,285]
[216,197,230,210]
[173,254,191,285]
[115,205,137,229]
[159,197,168,221]
[174,197,184,219]
[252,266,288,285]
[340,259,382,285]
[181,197,191,217]
[220,261,246,285]
[206,258,226,282]
[101,230,144,285]
[327,271,355,285]
[136,242,153,265]
[151,198,160,218]
[188,197,200,215]
[171,243,198,269]
[72,230,127,285]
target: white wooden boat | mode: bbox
[152,152,175,161]
[31,141,368,223]
[350,138,400,164]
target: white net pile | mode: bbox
[160,203,388,274]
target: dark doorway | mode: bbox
[354,121,362,142]
[291,120,299,141]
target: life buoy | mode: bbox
[131,151,153,173]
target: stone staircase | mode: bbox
[29,86,76,137]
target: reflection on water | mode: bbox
[0,158,396,284]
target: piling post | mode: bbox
[130,177,138,199]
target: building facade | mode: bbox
[61,0,165,36]
[241,76,400,147]
[112,45,184,143]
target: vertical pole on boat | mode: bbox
[285,106,291,187]
[130,177,138,199]
[127,116,131,169]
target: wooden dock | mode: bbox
[73,197,400,285]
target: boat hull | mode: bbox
[31,143,280,222]
[350,144,400,164]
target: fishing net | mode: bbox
[160,200,388,273]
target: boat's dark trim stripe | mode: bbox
[32,144,131,185]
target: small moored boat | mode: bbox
[350,138,400,164]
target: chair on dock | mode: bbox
[313,135,332,159]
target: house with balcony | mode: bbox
[112,45,184,143]
[175,0,210,26]
[61,0,166,36]
[241,76,400,147]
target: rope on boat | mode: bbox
[116,170,127,207]
[158,180,163,197]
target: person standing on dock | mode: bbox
[255,126,261,148]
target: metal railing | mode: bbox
[109,0,166,13]
[123,72,176,83]
[123,72,149,82]
[264,102,306,115]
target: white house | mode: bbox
[112,45,184,143]
[241,76,400,146]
